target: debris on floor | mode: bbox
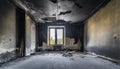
[0,52,120,69]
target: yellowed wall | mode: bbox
[86,0,120,60]
[25,15,36,56]
[0,0,16,54]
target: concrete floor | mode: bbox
[0,52,120,69]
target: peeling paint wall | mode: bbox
[0,0,16,63]
[25,15,36,56]
[85,0,120,60]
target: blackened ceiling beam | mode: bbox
[58,10,72,15]
[49,0,58,3]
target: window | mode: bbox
[48,26,65,45]
[50,28,55,45]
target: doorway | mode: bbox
[48,26,65,46]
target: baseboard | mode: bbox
[86,52,120,65]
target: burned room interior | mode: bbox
[0,0,120,69]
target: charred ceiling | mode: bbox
[8,0,110,23]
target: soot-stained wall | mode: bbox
[85,0,120,60]
[0,0,16,63]
[37,20,84,51]
[25,15,36,56]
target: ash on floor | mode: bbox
[0,52,120,69]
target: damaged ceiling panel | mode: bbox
[9,0,110,23]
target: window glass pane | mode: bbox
[57,29,63,44]
[50,29,55,45]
